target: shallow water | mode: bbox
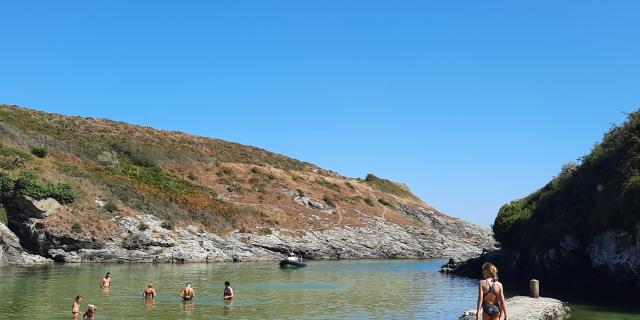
[0,260,637,319]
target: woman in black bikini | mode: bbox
[476,262,507,320]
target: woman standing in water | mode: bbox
[71,296,81,319]
[476,262,507,320]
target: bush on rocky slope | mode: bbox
[494,110,640,249]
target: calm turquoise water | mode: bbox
[0,260,637,319]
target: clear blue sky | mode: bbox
[1,1,638,226]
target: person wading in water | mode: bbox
[143,283,156,299]
[181,282,195,301]
[72,296,81,319]
[476,262,508,320]
[99,272,112,288]
[223,281,234,300]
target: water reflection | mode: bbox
[143,298,155,311]
[181,300,195,316]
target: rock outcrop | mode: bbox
[0,223,50,266]
[459,296,570,320]
[3,196,495,264]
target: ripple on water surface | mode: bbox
[0,260,638,319]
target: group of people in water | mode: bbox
[71,272,234,319]
[70,262,505,319]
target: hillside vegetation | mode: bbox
[494,110,640,249]
[0,105,431,238]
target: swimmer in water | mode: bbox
[143,282,156,299]
[99,272,111,288]
[181,282,195,301]
[82,304,97,320]
[223,281,234,300]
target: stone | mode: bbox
[2,195,495,265]
[0,223,50,266]
[459,296,570,320]
[14,196,61,219]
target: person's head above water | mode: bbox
[147,283,153,288]
[105,272,110,278]
[224,281,230,287]
[186,282,191,287]
[482,262,498,280]
[75,295,81,302]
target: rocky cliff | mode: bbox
[0,105,494,264]
[451,110,640,292]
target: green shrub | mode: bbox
[259,227,272,235]
[0,207,7,225]
[114,163,198,196]
[363,197,375,207]
[378,198,396,209]
[71,223,82,233]
[316,178,341,192]
[323,195,336,208]
[48,183,77,204]
[0,156,26,170]
[104,200,119,213]
[0,145,33,160]
[112,141,157,167]
[296,189,305,197]
[13,171,77,204]
[31,146,48,158]
[0,172,13,195]
[14,172,51,199]
[365,174,419,200]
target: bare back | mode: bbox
[480,279,502,304]
[478,279,504,320]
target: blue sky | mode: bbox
[1,1,638,226]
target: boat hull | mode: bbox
[279,259,307,268]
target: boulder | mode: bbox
[0,223,50,265]
[13,196,61,219]
[459,296,570,320]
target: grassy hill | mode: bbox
[493,110,640,249]
[0,104,432,238]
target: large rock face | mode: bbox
[3,196,495,264]
[0,223,50,266]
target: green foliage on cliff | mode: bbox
[494,111,640,249]
[365,174,420,201]
[0,207,7,225]
[0,171,77,204]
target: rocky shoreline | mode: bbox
[1,196,495,266]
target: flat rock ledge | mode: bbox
[459,296,570,320]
